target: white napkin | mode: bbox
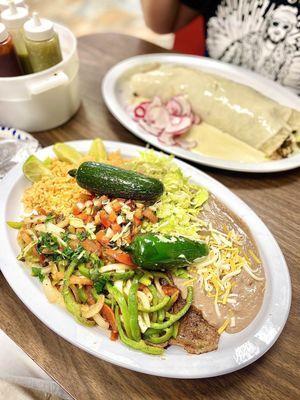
[0,329,72,400]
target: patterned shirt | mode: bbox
[181,0,300,93]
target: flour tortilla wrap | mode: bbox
[128,65,299,156]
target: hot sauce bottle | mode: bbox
[1,2,32,74]
[23,12,62,73]
[0,22,22,76]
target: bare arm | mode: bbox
[141,0,199,34]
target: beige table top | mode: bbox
[0,33,299,400]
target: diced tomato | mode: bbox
[96,230,110,245]
[111,223,122,233]
[133,216,142,226]
[100,210,110,228]
[77,213,91,223]
[105,248,135,267]
[101,303,118,340]
[143,208,158,223]
[134,209,143,219]
[72,205,81,215]
[82,239,102,256]
[39,254,46,263]
[108,210,117,223]
[112,201,121,212]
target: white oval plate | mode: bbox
[102,54,300,173]
[0,140,291,378]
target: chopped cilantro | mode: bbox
[37,233,59,254]
[45,214,55,223]
[59,246,74,260]
[77,230,88,241]
[94,276,109,294]
[31,267,45,282]
[90,253,104,268]
[61,232,70,243]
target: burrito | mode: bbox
[126,64,300,158]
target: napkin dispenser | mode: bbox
[0,23,80,132]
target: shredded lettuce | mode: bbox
[129,150,208,239]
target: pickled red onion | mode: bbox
[130,96,201,148]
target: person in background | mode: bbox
[141,0,300,93]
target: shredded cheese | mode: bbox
[194,226,263,305]
[218,318,230,334]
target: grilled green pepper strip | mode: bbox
[146,326,174,344]
[62,261,95,327]
[158,309,165,322]
[78,263,90,278]
[165,292,179,311]
[102,271,135,281]
[107,282,132,338]
[139,272,153,286]
[148,285,158,323]
[127,234,209,270]
[150,272,172,284]
[58,260,67,272]
[128,278,141,342]
[138,295,170,313]
[172,322,180,339]
[150,286,193,330]
[143,328,163,339]
[148,285,158,303]
[115,307,163,355]
[91,288,99,301]
[78,287,87,303]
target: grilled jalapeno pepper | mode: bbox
[126,233,209,270]
[68,162,164,201]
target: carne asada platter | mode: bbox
[0,140,291,378]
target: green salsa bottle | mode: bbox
[23,12,62,73]
[1,2,32,74]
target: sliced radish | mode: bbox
[158,131,176,146]
[175,138,197,149]
[173,95,191,116]
[165,116,192,135]
[129,95,200,149]
[145,106,170,128]
[138,118,163,136]
[166,98,182,116]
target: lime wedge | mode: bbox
[88,138,107,161]
[7,221,23,229]
[53,143,82,164]
[23,155,52,182]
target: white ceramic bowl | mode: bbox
[0,23,80,132]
